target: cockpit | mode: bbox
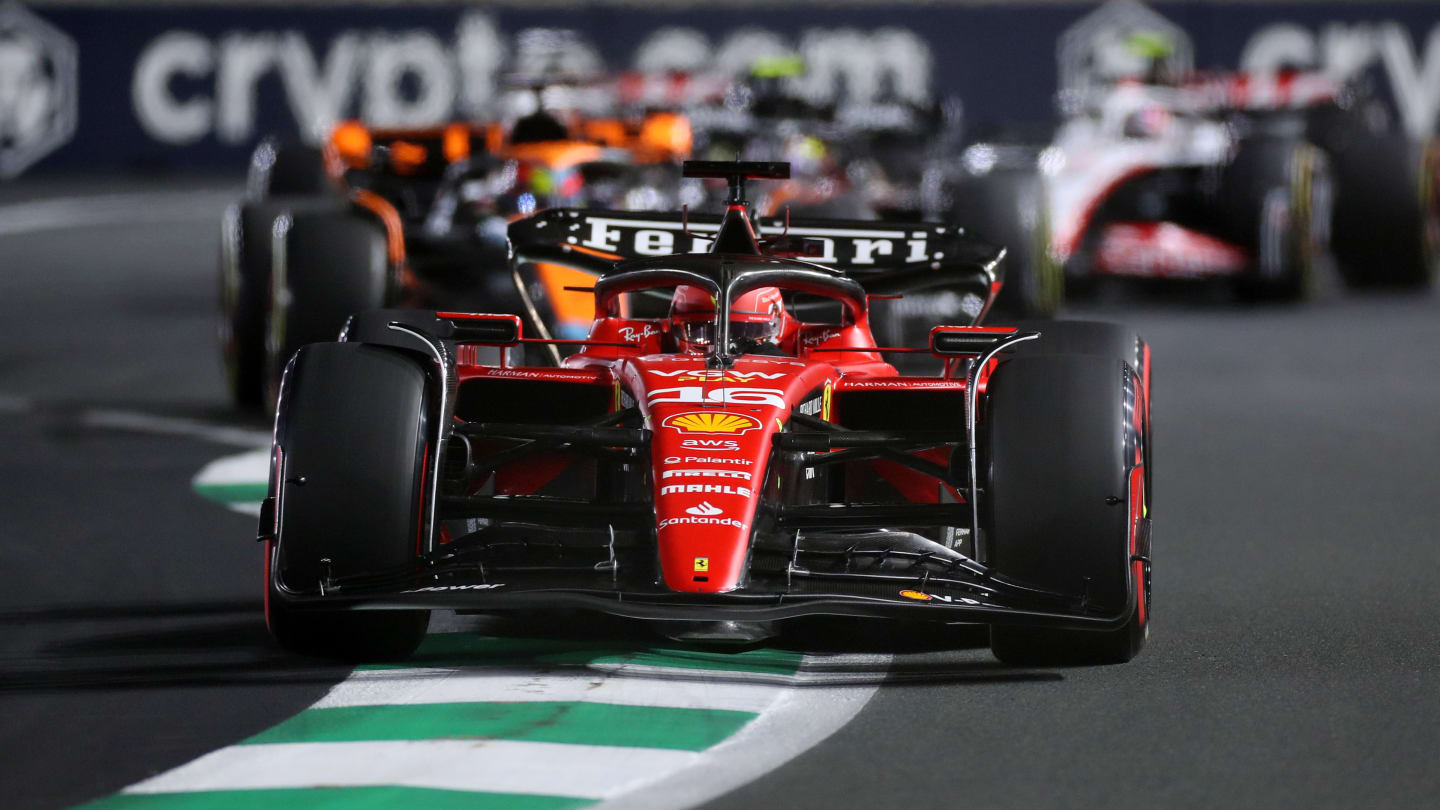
[590,253,870,362]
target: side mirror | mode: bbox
[438,312,522,346]
[929,325,1027,356]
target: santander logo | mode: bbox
[686,501,723,516]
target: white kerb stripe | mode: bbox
[315,667,784,714]
[593,653,891,810]
[124,740,699,799]
[194,448,270,484]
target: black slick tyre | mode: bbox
[266,207,391,406]
[1221,137,1327,302]
[248,138,332,198]
[983,354,1148,665]
[951,169,1062,318]
[1000,319,1144,372]
[219,201,291,409]
[266,342,432,661]
[999,318,1153,508]
[1328,131,1440,289]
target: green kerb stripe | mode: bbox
[241,701,755,750]
[583,648,802,675]
[361,633,804,676]
[193,482,268,505]
[77,786,591,810]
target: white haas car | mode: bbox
[1048,70,1439,299]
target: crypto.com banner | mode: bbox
[4,0,1440,178]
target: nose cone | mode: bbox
[650,406,774,593]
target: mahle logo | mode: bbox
[0,2,77,178]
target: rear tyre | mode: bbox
[1327,130,1440,289]
[219,201,292,409]
[983,354,1147,665]
[266,342,432,661]
[951,169,1062,318]
[1221,137,1327,302]
[266,207,391,407]
[248,138,332,198]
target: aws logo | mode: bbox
[662,412,762,435]
[681,438,739,451]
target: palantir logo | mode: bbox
[0,2,76,178]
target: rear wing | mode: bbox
[506,208,1006,304]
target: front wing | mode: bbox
[267,518,1149,632]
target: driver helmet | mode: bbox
[670,285,785,352]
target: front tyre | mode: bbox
[983,354,1149,665]
[266,342,432,661]
[265,557,431,663]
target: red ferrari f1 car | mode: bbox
[259,161,1153,666]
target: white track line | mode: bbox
[6,399,268,452]
[125,739,699,799]
[0,191,235,238]
[80,409,269,449]
[314,666,787,714]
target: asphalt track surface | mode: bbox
[2,181,1439,809]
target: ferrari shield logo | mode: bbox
[693,557,710,572]
[0,2,77,178]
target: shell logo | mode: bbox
[662,412,762,435]
[898,589,933,601]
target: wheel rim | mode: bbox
[1290,145,1319,294]
[1030,203,1064,315]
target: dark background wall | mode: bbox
[5,1,1440,177]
